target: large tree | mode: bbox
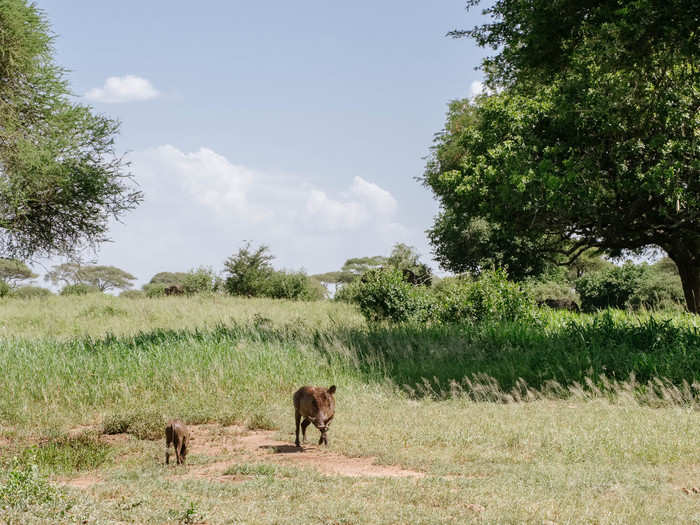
[426,0,699,312]
[0,0,141,260]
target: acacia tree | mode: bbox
[77,266,136,292]
[0,258,37,287]
[386,243,432,285]
[0,1,141,260]
[45,263,135,291]
[427,0,700,312]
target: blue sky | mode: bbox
[37,0,491,285]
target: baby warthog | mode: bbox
[293,385,336,447]
[165,419,189,465]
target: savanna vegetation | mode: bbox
[0,295,699,523]
[0,0,698,523]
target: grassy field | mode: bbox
[0,295,699,524]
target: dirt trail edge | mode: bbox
[188,424,425,480]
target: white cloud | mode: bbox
[470,80,485,98]
[304,176,398,231]
[90,144,425,285]
[85,75,160,103]
[133,145,399,232]
[350,176,398,215]
[145,145,257,218]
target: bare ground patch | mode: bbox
[183,424,425,480]
[58,473,103,489]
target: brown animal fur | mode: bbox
[164,285,184,296]
[165,419,189,465]
[293,385,336,447]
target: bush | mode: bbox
[60,283,101,296]
[351,268,533,324]
[142,282,167,297]
[265,271,326,300]
[0,461,57,510]
[627,271,685,311]
[526,280,580,310]
[11,286,53,299]
[181,266,221,295]
[0,280,10,298]
[223,243,275,297]
[102,409,165,440]
[575,263,683,312]
[119,289,145,299]
[434,270,534,323]
[333,280,362,303]
[353,268,428,322]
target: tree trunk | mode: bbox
[674,258,700,314]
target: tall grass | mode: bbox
[1,296,699,524]
[0,296,698,437]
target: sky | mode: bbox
[35,0,491,287]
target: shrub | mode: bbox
[333,280,362,303]
[120,289,145,299]
[265,271,326,300]
[181,266,222,295]
[575,263,682,312]
[20,432,110,474]
[60,283,101,296]
[351,268,533,324]
[526,280,580,310]
[434,269,534,323]
[0,280,10,298]
[142,282,167,297]
[11,286,53,299]
[0,461,57,510]
[627,271,685,311]
[354,268,429,323]
[102,409,165,440]
[223,243,275,296]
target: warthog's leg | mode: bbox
[175,434,183,465]
[165,429,173,464]
[179,439,187,465]
[301,418,311,444]
[295,411,302,447]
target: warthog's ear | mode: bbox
[328,385,336,395]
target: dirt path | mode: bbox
[186,424,425,480]
[57,423,425,488]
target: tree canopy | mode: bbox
[223,242,275,296]
[45,263,135,291]
[0,0,142,260]
[427,0,699,311]
[0,258,37,286]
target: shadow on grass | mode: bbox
[260,445,303,454]
[67,311,700,399]
[330,312,700,397]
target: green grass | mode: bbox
[18,433,111,474]
[0,295,698,523]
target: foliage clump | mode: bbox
[350,268,533,324]
[60,283,101,296]
[0,0,141,261]
[10,286,53,299]
[223,242,324,300]
[102,409,165,440]
[576,263,685,312]
[0,461,57,511]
